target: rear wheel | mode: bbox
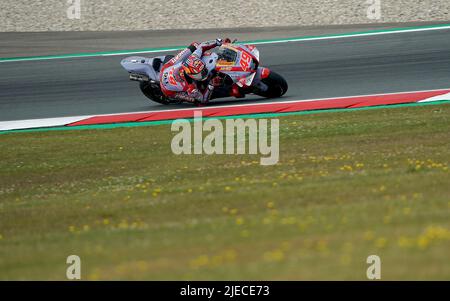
[254,71,288,98]
[139,81,170,105]
[139,55,176,105]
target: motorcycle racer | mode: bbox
[159,38,223,104]
[121,39,288,105]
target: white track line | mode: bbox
[49,87,450,118]
[1,88,449,131]
[249,25,450,45]
[0,116,93,131]
[418,92,450,102]
[100,25,450,57]
[1,25,450,62]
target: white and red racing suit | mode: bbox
[159,40,220,104]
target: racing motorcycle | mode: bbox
[120,40,288,105]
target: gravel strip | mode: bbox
[1,0,449,32]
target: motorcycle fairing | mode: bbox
[121,56,166,82]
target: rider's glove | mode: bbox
[215,38,223,47]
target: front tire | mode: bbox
[255,71,288,98]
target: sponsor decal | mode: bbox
[168,69,177,85]
[239,51,252,71]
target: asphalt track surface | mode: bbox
[1,25,450,121]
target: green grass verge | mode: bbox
[0,104,449,280]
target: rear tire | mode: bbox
[255,71,288,98]
[139,81,170,105]
[139,55,175,105]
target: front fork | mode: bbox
[253,81,269,93]
[211,67,271,99]
[250,67,271,93]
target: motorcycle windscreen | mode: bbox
[216,46,238,66]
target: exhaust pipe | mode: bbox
[129,73,149,82]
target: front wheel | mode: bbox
[254,71,288,98]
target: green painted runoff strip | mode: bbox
[1,23,450,63]
[1,100,449,135]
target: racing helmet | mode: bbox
[182,56,209,81]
